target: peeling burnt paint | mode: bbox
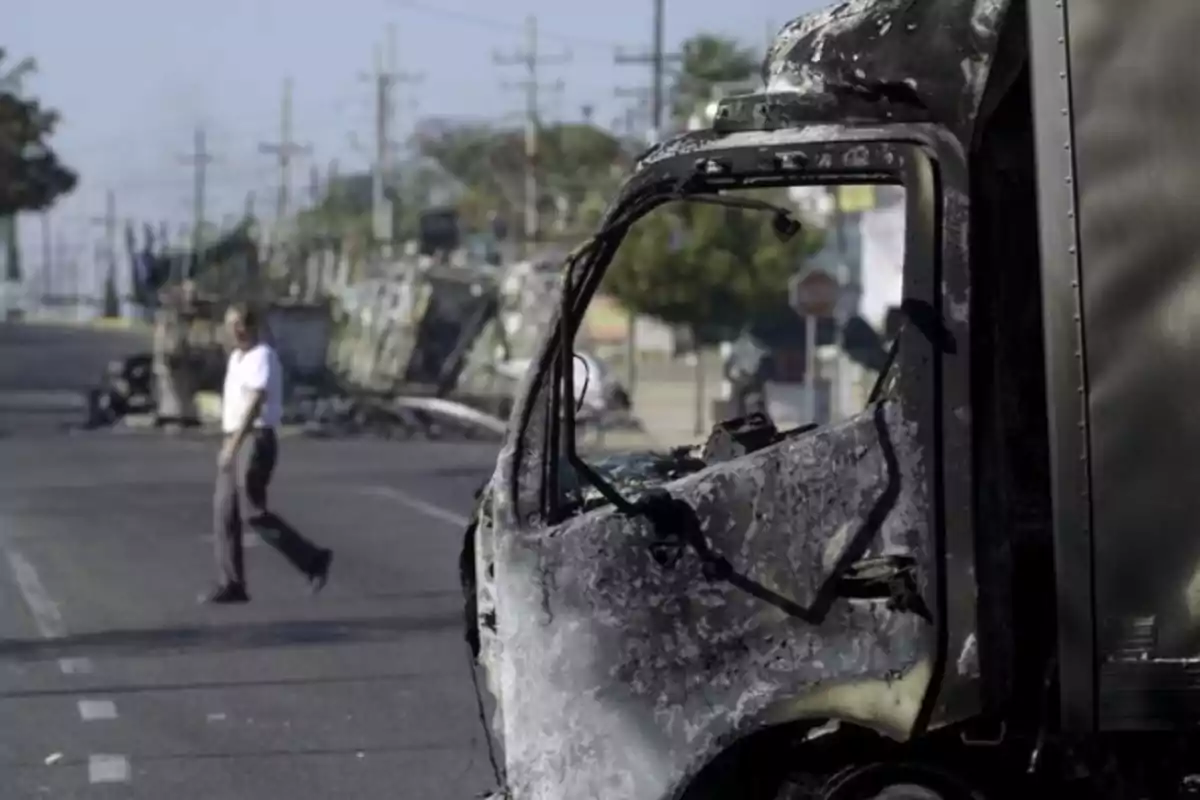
[716,0,1012,146]
[635,0,1012,174]
[636,124,895,174]
[475,399,936,799]
[457,3,1011,796]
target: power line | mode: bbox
[87,190,119,315]
[613,0,680,394]
[85,168,277,192]
[359,23,424,247]
[614,0,681,144]
[494,14,570,247]
[388,0,619,50]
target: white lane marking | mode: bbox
[5,549,65,638]
[88,754,130,783]
[5,550,128,783]
[78,699,118,721]
[58,657,93,674]
[359,485,469,527]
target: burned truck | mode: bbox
[459,0,1200,797]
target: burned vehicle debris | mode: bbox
[461,0,1200,797]
[461,0,980,793]
[84,253,515,440]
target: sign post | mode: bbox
[788,266,847,423]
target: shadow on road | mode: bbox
[0,671,431,700]
[0,610,462,663]
[3,743,468,771]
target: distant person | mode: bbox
[724,333,770,420]
[201,302,332,604]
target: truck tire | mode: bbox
[817,763,984,800]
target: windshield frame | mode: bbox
[506,124,956,528]
[494,118,984,737]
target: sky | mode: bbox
[8,0,830,278]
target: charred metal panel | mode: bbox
[399,267,500,396]
[1061,0,1200,728]
[714,0,1010,145]
[472,131,979,799]
[1027,0,1095,732]
[483,399,934,800]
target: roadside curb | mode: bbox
[20,316,151,333]
[195,392,221,424]
[117,412,306,439]
[180,393,313,440]
[91,318,151,332]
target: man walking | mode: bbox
[201,302,332,604]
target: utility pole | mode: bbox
[258,77,311,228]
[178,126,215,284]
[494,14,570,251]
[327,159,340,208]
[615,0,680,393]
[88,190,119,317]
[614,0,679,145]
[361,25,424,252]
[39,212,52,310]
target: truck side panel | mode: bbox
[1044,0,1200,730]
[1027,0,1096,733]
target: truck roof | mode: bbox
[730,0,1015,142]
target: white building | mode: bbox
[858,187,906,333]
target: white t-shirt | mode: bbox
[221,343,283,433]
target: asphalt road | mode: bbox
[0,323,503,799]
[0,322,149,392]
[0,321,151,435]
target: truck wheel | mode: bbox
[849,788,941,800]
[818,763,983,800]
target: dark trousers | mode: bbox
[213,428,323,587]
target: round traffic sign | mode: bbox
[788,268,840,318]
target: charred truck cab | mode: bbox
[460,0,1200,797]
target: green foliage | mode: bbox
[671,34,761,118]
[413,121,497,194]
[603,194,824,344]
[598,35,805,343]
[0,50,77,216]
[412,120,638,238]
[294,170,373,245]
[402,34,760,243]
[291,157,476,249]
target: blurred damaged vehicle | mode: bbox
[459,0,1200,797]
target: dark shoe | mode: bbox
[308,549,333,594]
[198,583,249,604]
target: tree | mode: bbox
[294,170,374,248]
[602,194,824,346]
[671,34,761,120]
[0,50,77,217]
[293,166,422,249]
[411,118,639,239]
